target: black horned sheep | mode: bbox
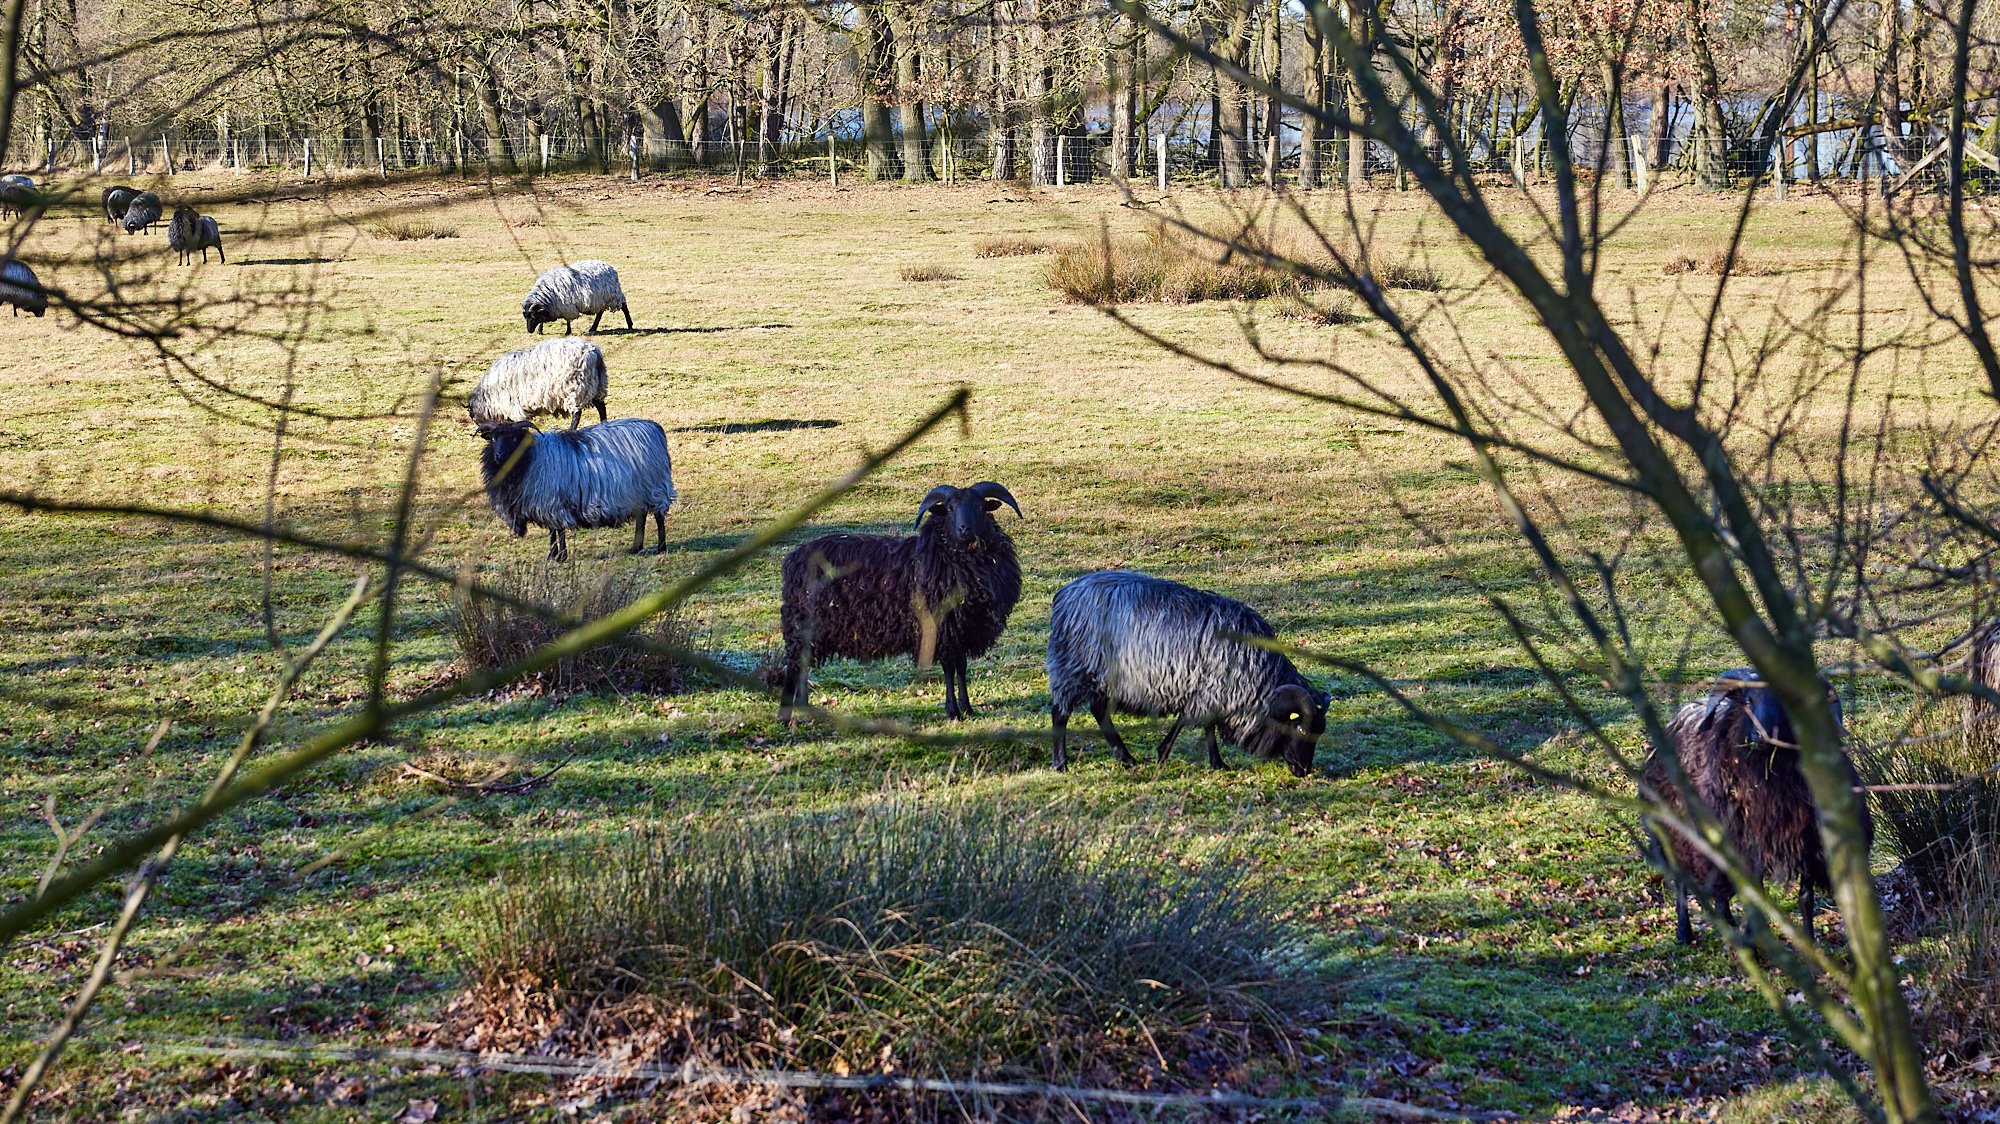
[468,338,608,429]
[780,482,1023,722]
[102,185,139,223]
[1046,569,1329,777]
[1,174,37,219]
[1,259,47,317]
[521,260,631,335]
[121,191,163,235]
[1641,668,1872,945]
[478,419,676,562]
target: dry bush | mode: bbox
[1275,294,1365,326]
[451,558,692,696]
[370,218,460,241]
[1663,248,1777,277]
[899,263,964,282]
[1373,261,1444,292]
[455,796,1315,1096]
[1045,227,1337,305]
[972,235,1056,258]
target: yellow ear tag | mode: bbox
[1288,712,1299,720]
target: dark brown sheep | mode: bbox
[1967,619,2000,726]
[780,482,1022,722]
[1641,668,1872,945]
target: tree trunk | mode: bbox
[990,0,1016,179]
[1648,81,1673,171]
[887,3,931,181]
[1299,13,1326,188]
[1344,0,1370,186]
[1259,0,1281,168]
[1686,0,1730,186]
[853,2,898,179]
[1027,0,1053,185]
[1108,16,1136,180]
[1215,0,1252,187]
[757,13,786,171]
[476,56,517,173]
[1599,58,1629,188]
[641,97,686,167]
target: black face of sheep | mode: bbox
[1250,683,1328,778]
[523,299,551,334]
[780,481,1024,723]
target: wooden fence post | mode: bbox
[1056,135,1068,187]
[378,138,387,179]
[304,137,313,176]
[541,134,550,174]
[126,138,135,176]
[92,136,102,174]
[1157,133,1168,191]
[1264,134,1278,190]
[829,135,838,188]
[632,135,641,181]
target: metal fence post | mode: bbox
[1157,133,1167,191]
[1056,135,1068,187]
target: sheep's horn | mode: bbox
[968,481,1022,518]
[915,484,958,527]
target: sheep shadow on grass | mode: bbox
[606,322,791,336]
[672,418,838,435]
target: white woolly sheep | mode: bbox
[521,260,631,335]
[479,418,676,561]
[468,338,608,429]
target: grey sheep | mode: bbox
[0,174,36,219]
[1046,570,1329,777]
[0,258,46,317]
[167,206,225,265]
[102,185,139,223]
[122,191,163,235]
[468,338,608,429]
[478,418,676,561]
[521,260,631,335]
[1641,669,1871,945]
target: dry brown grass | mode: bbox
[452,558,692,696]
[973,235,1058,258]
[1664,248,1778,276]
[1275,294,1366,326]
[900,263,964,282]
[369,218,461,240]
[1045,227,1339,305]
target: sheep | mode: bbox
[1967,619,2000,726]
[1046,570,1329,777]
[166,207,225,265]
[121,191,162,235]
[102,185,139,223]
[0,174,35,219]
[468,338,608,430]
[478,418,675,562]
[521,260,631,335]
[1640,668,1872,946]
[0,258,46,317]
[779,482,1022,722]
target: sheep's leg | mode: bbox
[1154,717,1185,764]
[941,658,965,720]
[1089,699,1136,766]
[596,399,608,425]
[1204,724,1228,769]
[631,515,646,553]
[562,320,572,336]
[1800,880,1817,945]
[1674,881,1694,946]
[652,510,667,552]
[589,310,605,333]
[780,648,810,725]
[217,245,225,264]
[621,303,633,330]
[952,654,975,717]
[1051,706,1071,772]
[570,407,584,430]
[547,527,568,562]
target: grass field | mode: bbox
[0,173,1981,1119]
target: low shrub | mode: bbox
[899,263,963,282]
[972,235,1056,258]
[450,558,691,696]
[370,218,460,241]
[455,796,1315,1098]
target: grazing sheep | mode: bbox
[121,191,162,235]
[780,482,1023,722]
[102,185,139,223]
[167,207,225,265]
[0,259,46,317]
[468,338,608,429]
[1046,570,1329,777]
[1967,619,2000,726]
[521,260,631,335]
[478,419,675,562]
[1641,668,1872,945]
[0,174,35,219]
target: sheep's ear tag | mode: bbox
[1287,712,1299,721]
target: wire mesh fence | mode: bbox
[6,120,1979,198]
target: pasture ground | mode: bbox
[0,173,1981,1119]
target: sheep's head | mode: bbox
[1701,667,1845,754]
[522,298,551,333]
[1253,683,1328,778]
[913,482,1022,551]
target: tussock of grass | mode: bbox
[899,263,963,282]
[370,218,460,240]
[1664,248,1776,276]
[1275,294,1365,326]
[1373,261,1444,292]
[457,796,1313,1090]
[451,558,691,696]
[972,235,1056,258]
[1046,228,1337,305]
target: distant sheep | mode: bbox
[1046,570,1328,776]
[1641,668,1872,945]
[478,419,676,561]
[0,259,46,317]
[521,260,631,335]
[780,482,1022,722]
[167,207,225,265]
[102,185,139,223]
[0,175,35,219]
[1967,619,2000,726]
[122,191,162,235]
[468,338,607,429]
